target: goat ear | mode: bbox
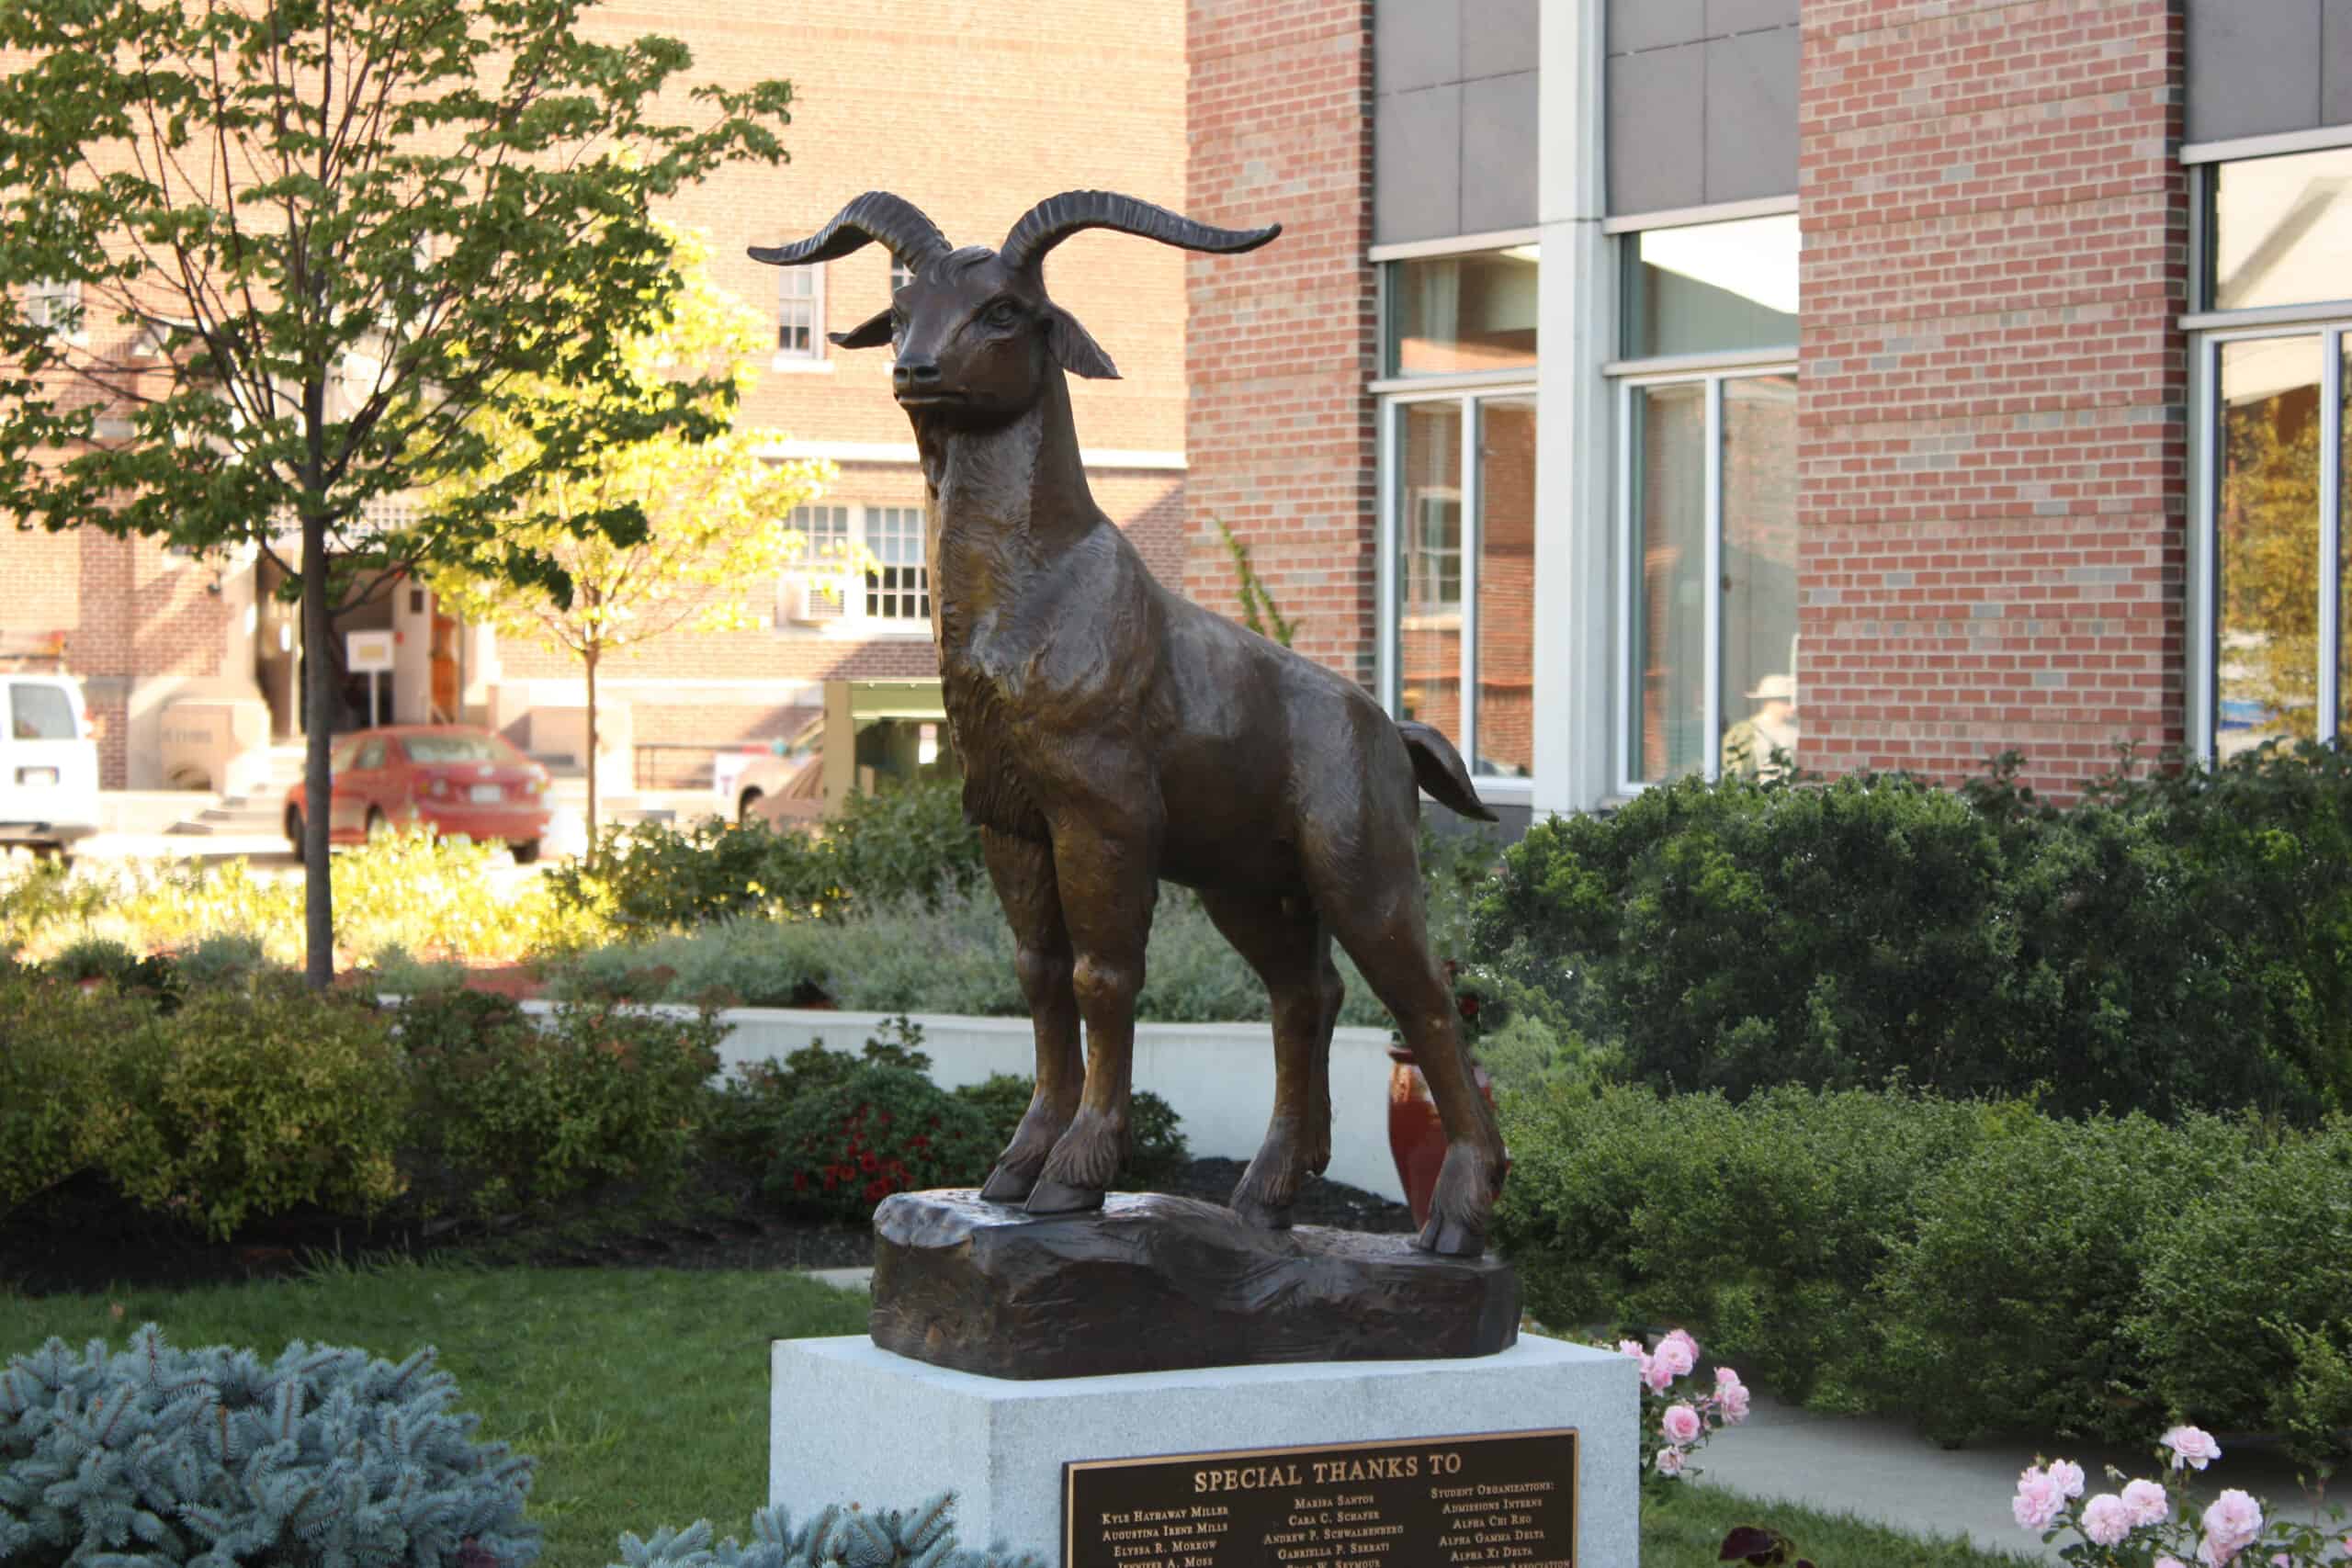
[1046,306,1120,379]
[829,308,895,350]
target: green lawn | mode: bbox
[3,1263,2033,1568]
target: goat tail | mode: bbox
[1396,720,1498,822]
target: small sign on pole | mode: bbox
[347,630,395,728]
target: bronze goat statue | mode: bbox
[752,191,1508,1256]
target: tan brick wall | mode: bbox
[1797,0,2190,795]
[1182,0,1379,684]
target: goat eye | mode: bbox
[984,299,1020,329]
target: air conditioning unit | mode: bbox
[780,574,849,626]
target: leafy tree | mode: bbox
[423,223,835,849]
[0,0,793,984]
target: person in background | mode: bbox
[1723,672,1799,779]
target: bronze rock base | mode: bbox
[866,1189,1521,1380]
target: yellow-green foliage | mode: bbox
[105,984,412,1239]
[0,978,142,1212]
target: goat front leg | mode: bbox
[1026,818,1159,1215]
[978,828,1081,1203]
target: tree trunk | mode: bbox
[300,510,334,987]
[583,642,599,858]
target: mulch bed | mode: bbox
[0,1158,1414,1298]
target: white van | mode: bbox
[0,673,102,857]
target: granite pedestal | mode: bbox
[769,1334,1638,1565]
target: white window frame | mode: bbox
[2189,321,2350,759]
[776,504,931,638]
[2185,147,2352,758]
[862,504,930,624]
[25,277,82,344]
[1611,356,1797,796]
[774,263,826,368]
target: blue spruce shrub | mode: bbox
[610,1495,1041,1568]
[0,1325,537,1568]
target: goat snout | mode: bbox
[892,359,943,393]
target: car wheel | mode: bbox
[510,839,541,866]
[284,805,306,856]
[738,787,764,826]
[365,807,389,841]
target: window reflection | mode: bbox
[2217,336,2322,756]
[1475,398,1537,778]
[1397,402,1464,741]
[1631,383,1708,782]
[1720,376,1801,778]
[1624,215,1800,360]
[1387,251,1539,378]
[2211,149,2352,313]
[2342,338,2350,744]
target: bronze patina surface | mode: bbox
[868,1190,1520,1380]
[1065,1428,1578,1568]
[751,192,1506,1259]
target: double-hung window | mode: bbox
[24,278,81,344]
[1376,242,1540,785]
[776,265,823,362]
[2188,144,2352,756]
[1609,212,1799,788]
[776,504,930,631]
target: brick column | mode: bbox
[1184,0,1378,685]
[1798,0,2189,793]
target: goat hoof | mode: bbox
[1412,1213,1484,1258]
[1228,1190,1294,1231]
[1023,1179,1104,1215]
[979,1164,1036,1203]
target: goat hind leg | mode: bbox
[978,829,1081,1203]
[1202,890,1335,1230]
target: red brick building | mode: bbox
[1,0,1188,798]
[1183,0,2352,825]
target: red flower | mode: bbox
[910,1135,930,1151]
[858,1152,880,1174]
[865,1179,890,1202]
[793,1171,809,1192]
[1457,993,1481,1022]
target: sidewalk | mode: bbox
[797,1267,2338,1562]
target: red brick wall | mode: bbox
[1798,0,2189,794]
[1183,0,1379,684]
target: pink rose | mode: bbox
[2156,1558,2187,1568]
[2013,1467,2066,1533]
[1661,1404,1703,1445]
[2048,1460,2086,1499]
[2200,1489,2264,1562]
[2080,1495,2133,1547]
[1655,1330,1699,1379]
[1655,1446,1686,1478]
[2121,1479,2169,1527]
[1642,1357,1674,1393]
[2164,1426,2223,1472]
[1617,1339,1646,1361]
[1716,1379,1751,1424]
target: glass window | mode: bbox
[2216,336,2324,755]
[1628,384,1708,782]
[404,733,521,764]
[1475,398,1536,778]
[6,682,75,740]
[865,506,929,622]
[2211,147,2352,313]
[2342,339,2350,746]
[1623,214,1799,360]
[777,265,823,358]
[1385,249,1539,378]
[783,504,853,625]
[356,739,387,770]
[1720,376,1800,778]
[24,278,80,341]
[1396,401,1464,741]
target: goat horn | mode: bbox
[1000,190,1280,275]
[748,191,953,272]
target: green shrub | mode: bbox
[0,976,145,1215]
[103,981,412,1238]
[45,933,142,985]
[1493,1082,1983,1408]
[705,1021,936,1167]
[1874,1108,2255,1444]
[0,1325,537,1568]
[827,774,985,906]
[399,991,724,1215]
[2128,1117,2352,1468]
[762,1062,997,1222]
[173,930,277,990]
[1476,747,2352,1120]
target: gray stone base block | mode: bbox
[769,1334,1638,1565]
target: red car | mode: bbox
[284,725,554,863]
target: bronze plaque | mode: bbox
[1063,1428,1577,1568]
